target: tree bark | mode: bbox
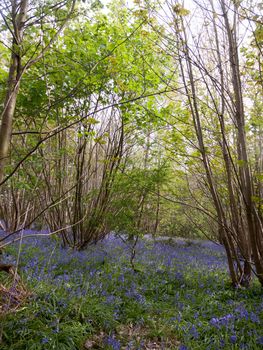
[0,0,29,183]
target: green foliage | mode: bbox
[107,163,170,236]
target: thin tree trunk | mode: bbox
[175,12,241,286]
[0,0,29,183]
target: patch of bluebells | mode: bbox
[179,345,188,350]
[104,335,121,350]
[1,232,263,350]
[210,313,235,328]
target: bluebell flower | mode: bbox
[169,316,177,322]
[219,338,225,347]
[250,312,260,323]
[179,345,188,350]
[189,325,199,339]
[41,337,49,344]
[104,335,121,350]
[230,335,237,344]
[210,314,234,327]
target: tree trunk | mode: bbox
[0,0,29,183]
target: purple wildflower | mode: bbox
[230,335,237,344]
[179,345,188,350]
[41,337,49,344]
[210,313,234,328]
[104,335,121,350]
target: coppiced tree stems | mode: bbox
[168,0,263,286]
[220,0,263,285]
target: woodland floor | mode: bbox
[0,233,262,350]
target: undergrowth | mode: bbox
[0,236,262,349]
